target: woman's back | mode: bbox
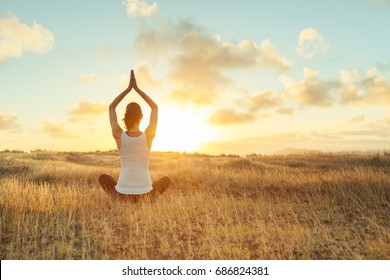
[100,69,169,200]
[115,131,152,194]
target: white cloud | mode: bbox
[283,67,336,106]
[209,108,255,125]
[248,90,282,112]
[0,113,21,131]
[260,39,293,71]
[136,18,292,106]
[280,67,390,109]
[40,100,107,138]
[296,28,330,59]
[337,67,390,107]
[211,65,390,126]
[135,64,161,87]
[67,100,107,122]
[42,121,78,138]
[0,12,54,62]
[208,90,282,125]
[123,0,158,17]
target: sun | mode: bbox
[152,106,213,153]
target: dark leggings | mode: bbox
[98,174,171,202]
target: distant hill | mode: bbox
[274,147,322,155]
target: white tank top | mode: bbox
[115,131,153,194]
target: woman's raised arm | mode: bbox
[109,70,133,149]
[131,70,158,149]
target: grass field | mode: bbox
[0,150,389,259]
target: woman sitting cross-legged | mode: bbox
[99,69,170,202]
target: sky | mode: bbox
[1,0,390,155]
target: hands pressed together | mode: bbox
[127,69,139,91]
[119,68,157,111]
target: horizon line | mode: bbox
[1,148,389,157]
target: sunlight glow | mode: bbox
[153,106,214,152]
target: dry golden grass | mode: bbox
[0,150,389,259]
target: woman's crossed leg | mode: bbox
[98,174,171,202]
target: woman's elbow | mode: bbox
[109,103,116,110]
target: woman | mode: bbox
[99,70,170,202]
